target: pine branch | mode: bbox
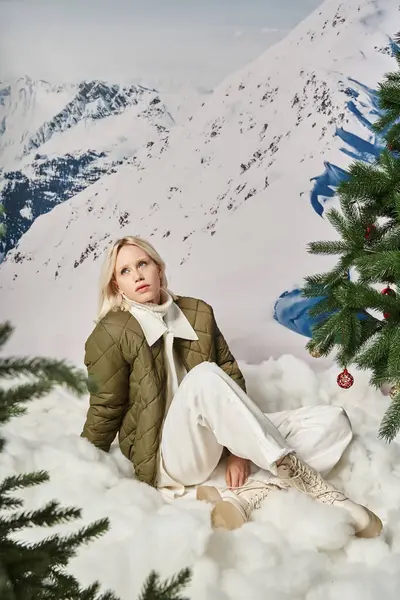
[376,80,400,112]
[0,322,13,350]
[303,260,354,299]
[373,108,399,133]
[355,330,390,371]
[0,357,88,395]
[302,273,332,297]
[0,496,23,510]
[355,251,400,282]
[340,192,361,224]
[1,502,81,533]
[306,240,348,255]
[386,326,400,377]
[325,208,352,241]
[358,316,383,346]
[0,381,55,413]
[369,357,392,387]
[28,518,111,566]
[329,309,363,364]
[379,394,400,442]
[393,192,400,221]
[0,471,49,496]
[77,578,119,600]
[138,568,191,600]
[385,72,400,83]
[306,332,336,357]
[6,563,120,600]
[385,122,400,147]
[338,159,390,201]
[0,405,26,423]
[372,226,400,252]
[379,147,400,177]
[308,296,338,318]
[309,311,342,344]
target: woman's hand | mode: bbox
[225,453,251,489]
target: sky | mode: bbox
[0,0,324,92]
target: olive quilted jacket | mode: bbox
[81,296,246,486]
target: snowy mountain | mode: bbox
[2,2,400,599]
[0,77,174,256]
[0,0,397,368]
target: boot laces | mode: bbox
[280,455,347,505]
[222,480,280,517]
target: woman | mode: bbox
[81,236,382,536]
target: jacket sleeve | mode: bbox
[212,309,247,393]
[81,322,130,452]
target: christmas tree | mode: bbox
[302,44,400,443]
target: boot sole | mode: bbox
[355,508,383,538]
[196,485,223,504]
[196,485,246,530]
[212,500,246,530]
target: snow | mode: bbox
[0,77,174,171]
[0,76,76,168]
[0,78,175,256]
[1,0,400,597]
[19,205,33,220]
[2,359,400,599]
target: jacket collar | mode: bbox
[128,300,199,347]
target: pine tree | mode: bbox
[136,569,191,600]
[0,321,119,599]
[0,320,192,599]
[302,45,400,442]
[0,262,195,600]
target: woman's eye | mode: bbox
[121,268,129,275]
[138,261,147,268]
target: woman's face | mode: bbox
[114,244,162,304]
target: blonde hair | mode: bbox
[97,236,176,321]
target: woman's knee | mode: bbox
[180,362,230,395]
[330,405,353,441]
[184,361,221,380]
[306,404,353,442]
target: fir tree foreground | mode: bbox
[302,43,400,443]
[0,321,191,599]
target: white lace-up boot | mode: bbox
[196,479,286,530]
[277,453,382,538]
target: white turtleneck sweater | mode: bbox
[127,291,199,499]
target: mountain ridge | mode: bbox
[0,77,174,256]
[0,0,397,365]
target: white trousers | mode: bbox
[158,362,353,490]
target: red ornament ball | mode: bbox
[381,286,396,298]
[382,287,396,319]
[337,368,354,389]
[364,224,376,240]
